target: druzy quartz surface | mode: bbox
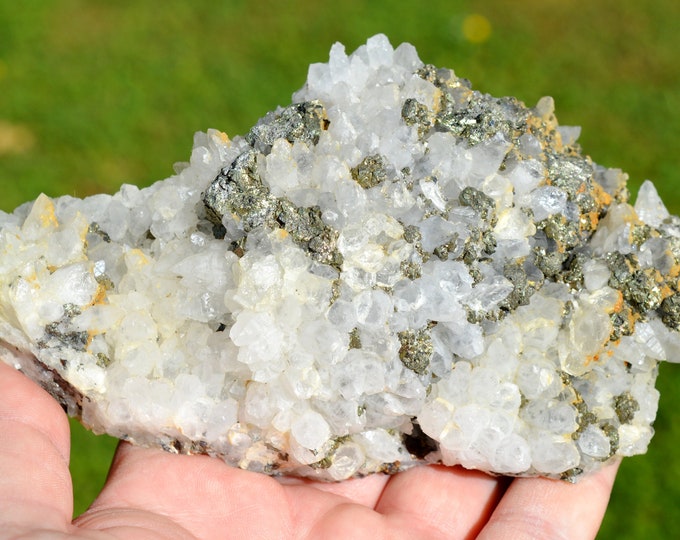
[1,35,679,481]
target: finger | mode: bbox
[0,360,73,533]
[477,460,620,540]
[374,465,510,539]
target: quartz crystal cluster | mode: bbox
[1,35,679,481]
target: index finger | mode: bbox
[477,460,620,540]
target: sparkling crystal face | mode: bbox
[1,35,678,482]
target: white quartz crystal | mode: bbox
[1,35,678,482]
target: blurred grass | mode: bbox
[0,0,678,535]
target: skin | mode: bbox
[0,361,619,540]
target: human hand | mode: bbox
[0,361,618,539]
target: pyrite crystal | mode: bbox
[1,35,678,481]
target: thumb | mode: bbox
[0,359,74,534]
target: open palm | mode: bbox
[1,362,617,539]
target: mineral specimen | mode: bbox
[1,35,678,482]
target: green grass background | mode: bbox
[1,1,678,536]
